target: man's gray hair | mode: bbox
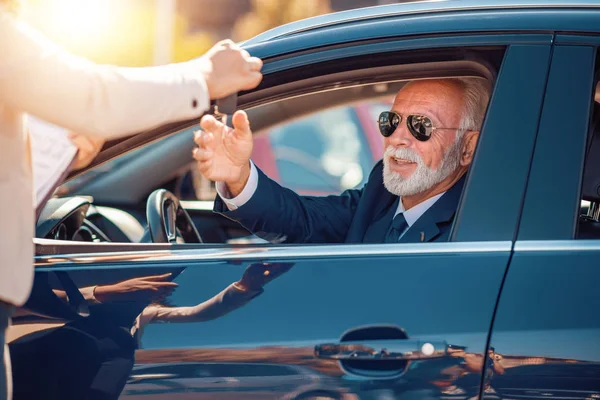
[453,77,492,139]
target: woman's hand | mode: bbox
[68,132,105,170]
[94,273,178,303]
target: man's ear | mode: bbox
[460,130,479,166]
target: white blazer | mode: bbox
[0,9,211,306]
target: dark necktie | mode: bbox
[384,213,408,243]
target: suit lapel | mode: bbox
[399,176,466,243]
[368,163,397,222]
[399,212,440,243]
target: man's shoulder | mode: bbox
[354,159,394,208]
[365,159,384,186]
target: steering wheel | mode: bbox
[146,189,202,243]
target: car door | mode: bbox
[485,39,600,399]
[29,36,553,399]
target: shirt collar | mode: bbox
[394,192,445,227]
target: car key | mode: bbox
[212,93,238,127]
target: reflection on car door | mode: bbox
[124,363,334,399]
[131,244,512,400]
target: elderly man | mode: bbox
[194,78,490,244]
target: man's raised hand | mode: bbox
[193,110,254,196]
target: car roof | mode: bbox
[244,0,600,45]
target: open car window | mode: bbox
[39,43,519,247]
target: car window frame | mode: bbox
[452,42,553,242]
[516,40,597,241]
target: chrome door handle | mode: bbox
[315,339,448,361]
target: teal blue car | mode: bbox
[13,1,600,398]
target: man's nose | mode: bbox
[387,122,413,147]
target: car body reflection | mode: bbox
[489,356,600,400]
[9,262,295,399]
[125,347,600,400]
[122,362,353,399]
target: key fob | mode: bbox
[214,93,238,127]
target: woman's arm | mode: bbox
[0,11,261,139]
[147,283,262,324]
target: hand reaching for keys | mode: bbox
[193,110,254,197]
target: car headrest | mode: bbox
[581,102,600,202]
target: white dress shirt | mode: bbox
[216,161,260,210]
[393,192,444,239]
[1,9,211,306]
[216,160,445,239]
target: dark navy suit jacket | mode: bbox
[214,160,465,244]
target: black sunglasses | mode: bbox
[378,111,460,141]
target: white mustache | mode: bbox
[384,146,423,164]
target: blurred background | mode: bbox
[20,0,402,67]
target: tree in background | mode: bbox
[232,0,332,42]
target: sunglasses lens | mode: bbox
[378,112,401,137]
[407,115,434,141]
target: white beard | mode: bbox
[382,140,461,197]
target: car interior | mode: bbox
[36,47,505,254]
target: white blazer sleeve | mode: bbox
[0,12,210,139]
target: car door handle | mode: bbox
[315,339,448,361]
